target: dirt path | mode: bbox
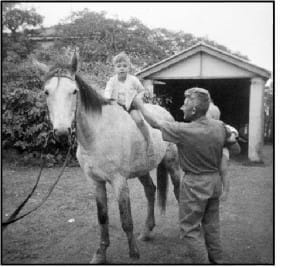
[2,145,273,264]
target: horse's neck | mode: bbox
[76,104,133,151]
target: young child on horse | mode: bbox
[206,99,240,200]
[104,52,154,157]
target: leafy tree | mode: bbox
[2,5,43,36]
[54,9,168,67]
[55,8,249,70]
[2,4,43,60]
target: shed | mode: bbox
[136,42,271,162]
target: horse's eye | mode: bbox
[73,89,78,95]
[44,90,49,96]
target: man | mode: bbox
[134,87,239,264]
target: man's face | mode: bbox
[114,61,129,80]
[180,95,195,121]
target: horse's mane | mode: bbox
[75,74,111,113]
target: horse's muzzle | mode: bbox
[53,128,71,144]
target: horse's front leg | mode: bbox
[90,181,110,264]
[138,173,156,241]
[111,175,140,260]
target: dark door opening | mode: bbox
[154,78,250,132]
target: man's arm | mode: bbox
[133,92,164,129]
[134,92,182,144]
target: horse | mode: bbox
[33,53,181,264]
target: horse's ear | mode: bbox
[71,51,79,73]
[31,58,49,74]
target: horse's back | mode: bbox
[127,104,174,175]
[144,103,175,122]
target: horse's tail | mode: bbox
[156,161,169,214]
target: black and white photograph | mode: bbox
[2,1,274,265]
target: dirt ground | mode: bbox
[1,145,273,264]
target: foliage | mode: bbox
[2,5,43,35]
[54,10,167,68]
[264,84,273,142]
[54,9,249,68]
[2,4,43,60]
[2,56,77,165]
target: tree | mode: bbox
[55,9,167,66]
[54,8,249,69]
[2,4,43,60]
[3,6,43,36]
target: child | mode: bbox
[104,52,154,157]
[206,100,241,201]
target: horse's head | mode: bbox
[33,52,79,141]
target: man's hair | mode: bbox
[184,87,210,115]
[112,52,131,65]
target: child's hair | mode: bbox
[112,52,131,65]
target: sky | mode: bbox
[21,2,273,71]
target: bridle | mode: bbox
[2,74,78,230]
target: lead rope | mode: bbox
[2,86,77,230]
[2,135,73,230]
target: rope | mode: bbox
[2,145,72,230]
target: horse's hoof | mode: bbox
[138,233,152,241]
[90,253,106,264]
[129,251,140,259]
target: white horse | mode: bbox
[33,53,181,263]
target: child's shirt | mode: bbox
[104,74,145,110]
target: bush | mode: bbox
[2,56,77,165]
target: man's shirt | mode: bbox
[160,117,228,174]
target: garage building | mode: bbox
[136,42,271,162]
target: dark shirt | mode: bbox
[160,117,228,174]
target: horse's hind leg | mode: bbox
[164,144,181,202]
[90,181,110,264]
[111,175,140,259]
[138,173,156,241]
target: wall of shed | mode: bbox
[149,52,257,80]
[201,54,255,78]
[153,54,201,78]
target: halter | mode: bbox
[44,68,76,86]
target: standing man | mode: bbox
[134,87,238,264]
